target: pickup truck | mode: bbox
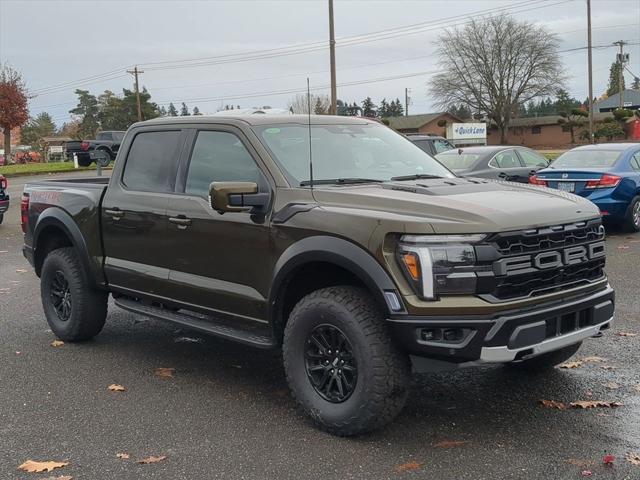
[22,115,615,436]
[65,130,125,167]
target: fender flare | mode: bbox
[33,208,99,287]
[268,235,405,324]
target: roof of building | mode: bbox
[386,112,461,130]
[595,89,640,110]
[507,112,613,127]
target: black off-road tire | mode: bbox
[507,342,582,373]
[0,213,4,225]
[624,196,640,233]
[283,286,410,436]
[41,247,108,341]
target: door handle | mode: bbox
[169,215,192,229]
[105,208,124,220]
[498,172,508,179]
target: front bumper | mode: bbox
[388,284,614,365]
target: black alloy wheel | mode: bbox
[304,324,357,403]
[50,270,72,321]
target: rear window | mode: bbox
[435,151,481,170]
[122,130,181,192]
[551,150,621,169]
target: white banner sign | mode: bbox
[448,123,487,140]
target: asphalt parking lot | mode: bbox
[1,173,639,479]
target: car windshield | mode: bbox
[550,150,621,169]
[435,151,482,170]
[253,123,454,185]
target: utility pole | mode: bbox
[613,40,628,109]
[587,0,594,143]
[405,88,410,116]
[127,66,144,121]
[328,0,337,115]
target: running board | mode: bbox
[114,298,277,349]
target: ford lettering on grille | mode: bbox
[493,241,606,276]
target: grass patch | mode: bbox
[0,162,113,177]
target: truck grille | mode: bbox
[482,220,606,301]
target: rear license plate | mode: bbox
[557,182,575,192]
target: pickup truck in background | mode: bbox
[21,115,614,436]
[65,130,125,167]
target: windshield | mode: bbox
[113,132,125,142]
[550,150,621,169]
[253,123,454,185]
[435,151,482,170]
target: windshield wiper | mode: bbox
[389,174,444,181]
[299,178,384,186]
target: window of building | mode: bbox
[531,126,542,134]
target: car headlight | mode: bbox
[397,234,488,299]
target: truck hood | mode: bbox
[310,177,600,233]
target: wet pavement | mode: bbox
[0,173,638,479]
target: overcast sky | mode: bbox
[1,0,639,128]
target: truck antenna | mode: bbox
[306,77,314,190]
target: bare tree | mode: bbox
[429,14,565,143]
[288,93,330,114]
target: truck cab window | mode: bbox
[122,131,181,192]
[185,131,261,198]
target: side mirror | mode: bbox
[209,181,269,213]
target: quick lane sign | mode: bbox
[447,123,487,141]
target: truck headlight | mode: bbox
[398,234,487,299]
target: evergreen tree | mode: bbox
[361,97,377,117]
[606,61,625,97]
[69,89,100,138]
[632,77,640,90]
[378,98,390,117]
[167,103,178,117]
[192,106,201,115]
[159,105,167,116]
[20,112,57,157]
[391,98,405,117]
[180,102,190,116]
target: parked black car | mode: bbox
[65,131,125,167]
[435,145,550,183]
[406,134,456,156]
[0,174,9,225]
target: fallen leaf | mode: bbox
[582,356,607,363]
[570,400,623,409]
[42,476,72,480]
[585,390,593,397]
[154,367,175,378]
[603,454,616,465]
[559,361,583,369]
[108,384,126,392]
[603,382,620,390]
[51,340,64,347]
[581,470,592,477]
[116,453,130,459]
[634,385,640,392]
[433,440,468,448]
[617,332,638,337]
[600,365,616,370]
[15,268,28,273]
[395,461,422,472]
[539,399,568,410]
[617,245,630,250]
[138,455,167,464]
[626,452,640,466]
[18,460,69,473]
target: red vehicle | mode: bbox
[0,175,9,225]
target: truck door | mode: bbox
[164,128,273,322]
[102,128,186,298]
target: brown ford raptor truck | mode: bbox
[21,115,614,436]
